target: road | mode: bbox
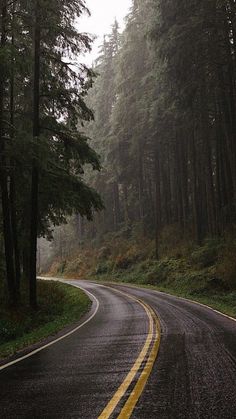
[1,280,236,418]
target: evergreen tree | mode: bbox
[80,0,236,257]
[0,0,103,306]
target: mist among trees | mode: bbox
[1,0,236,307]
[63,0,236,253]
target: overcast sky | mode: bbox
[79,0,132,64]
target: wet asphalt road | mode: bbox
[1,280,236,418]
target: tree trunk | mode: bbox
[0,0,16,305]
[10,5,21,295]
[10,179,21,293]
[113,182,120,231]
[190,122,202,244]
[154,150,161,259]
[29,1,41,310]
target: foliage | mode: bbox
[44,0,236,319]
[217,234,236,290]
[72,0,236,259]
[0,0,103,305]
[0,280,91,358]
[190,238,223,269]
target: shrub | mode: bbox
[190,238,222,268]
[98,247,111,260]
[114,255,131,270]
[46,259,66,276]
[217,239,236,290]
[114,245,142,270]
[144,258,187,285]
[160,224,193,259]
[64,257,82,274]
[95,260,113,275]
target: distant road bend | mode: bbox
[1,280,236,418]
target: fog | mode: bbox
[79,0,132,63]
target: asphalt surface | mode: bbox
[1,280,236,418]
[111,283,236,419]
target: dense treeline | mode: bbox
[2,0,236,303]
[77,0,236,257]
[0,0,102,307]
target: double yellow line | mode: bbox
[98,287,161,419]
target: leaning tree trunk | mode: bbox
[29,0,40,310]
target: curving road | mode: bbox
[110,283,236,419]
[1,280,236,418]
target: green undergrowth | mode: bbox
[48,227,236,318]
[98,277,236,318]
[0,280,91,360]
[94,243,236,317]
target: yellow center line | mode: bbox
[98,286,161,419]
[118,309,161,418]
[98,301,153,419]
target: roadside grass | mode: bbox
[95,276,236,318]
[0,280,91,360]
[93,260,236,318]
[47,228,236,319]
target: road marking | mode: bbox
[98,285,161,419]
[1,279,161,416]
[174,295,236,323]
[107,281,236,324]
[118,306,161,418]
[0,285,99,371]
[98,302,153,419]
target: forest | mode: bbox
[83,0,236,249]
[1,1,236,417]
[0,0,103,309]
[45,0,236,295]
[1,0,236,311]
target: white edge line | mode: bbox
[0,283,99,371]
[166,292,236,323]
[113,282,236,324]
[62,280,236,325]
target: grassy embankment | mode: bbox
[49,226,236,318]
[0,280,90,359]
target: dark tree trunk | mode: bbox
[10,7,21,295]
[154,150,161,259]
[10,180,21,293]
[138,143,145,232]
[123,183,129,228]
[113,182,120,231]
[29,1,41,310]
[190,124,202,245]
[0,0,16,305]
